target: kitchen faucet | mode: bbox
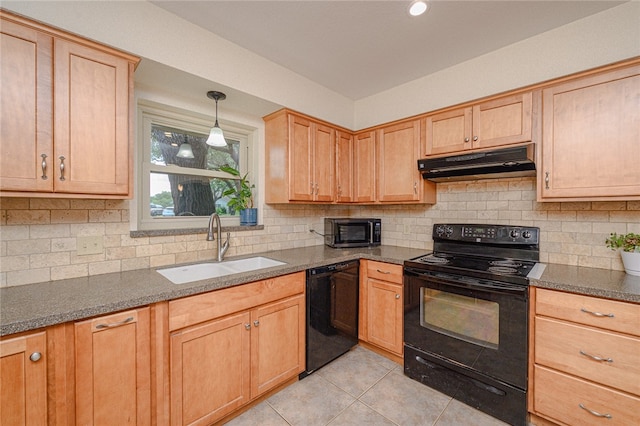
[207,213,230,262]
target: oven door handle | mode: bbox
[404,267,528,295]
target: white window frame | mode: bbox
[136,100,253,231]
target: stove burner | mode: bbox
[418,255,450,265]
[489,260,523,268]
[487,266,518,275]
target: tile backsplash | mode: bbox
[1,177,638,287]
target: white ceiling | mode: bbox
[150,0,625,100]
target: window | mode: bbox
[137,101,253,231]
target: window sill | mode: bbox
[130,224,264,238]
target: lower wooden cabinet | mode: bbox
[74,307,151,425]
[168,273,305,425]
[0,331,47,425]
[359,260,404,359]
[530,288,640,425]
[170,311,251,426]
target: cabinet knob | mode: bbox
[29,352,42,362]
[464,137,470,143]
[473,136,478,141]
[253,320,260,327]
[395,294,400,300]
[245,323,251,330]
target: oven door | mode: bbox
[403,267,528,389]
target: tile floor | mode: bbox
[225,346,510,426]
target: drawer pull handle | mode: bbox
[95,316,134,329]
[579,403,612,419]
[41,154,48,180]
[579,350,613,363]
[376,269,391,274]
[580,308,614,318]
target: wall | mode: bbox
[2,177,638,287]
[355,1,640,128]
[3,1,639,130]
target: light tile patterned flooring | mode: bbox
[225,346,509,426]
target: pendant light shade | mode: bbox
[205,91,228,147]
[176,143,195,158]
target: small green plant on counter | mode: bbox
[220,165,254,211]
[605,232,640,253]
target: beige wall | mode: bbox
[2,177,638,287]
[4,1,639,129]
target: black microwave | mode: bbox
[324,218,381,248]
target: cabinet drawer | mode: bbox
[535,317,640,395]
[169,272,305,331]
[366,260,402,283]
[535,288,640,336]
[534,365,640,426]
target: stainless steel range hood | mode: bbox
[418,144,535,182]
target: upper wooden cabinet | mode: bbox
[538,63,640,201]
[0,11,139,198]
[265,110,336,203]
[352,130,376,203]
[335,130,354,203]
[423,92,535,156]
[378,120,435,203]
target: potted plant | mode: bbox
[220,165,257,226]
[605,232,640,276]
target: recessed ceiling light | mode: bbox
[408,0,429,17]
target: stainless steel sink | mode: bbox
[156,256,287,284]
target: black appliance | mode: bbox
[301,260,359,378]
[418,144,535,182]
[324,218,381,248]
[403,224,542,426]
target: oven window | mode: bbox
[420,288,499,349]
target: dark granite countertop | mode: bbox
[3,246,639,336]
[532,263,640,304]
[0,245,426,336]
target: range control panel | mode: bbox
[434,224,539,244]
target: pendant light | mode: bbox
[205,91,227,147]
[176,143,195,158]
[176,134,195,158]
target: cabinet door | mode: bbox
[313,123,335,202]
[0,19,53,192]
[472,92,533,150]
[251,295,305,398]
[287,114,314,201]
[540,65,640,200]
[335,130,353,202]
[378,120,421,202]
[367,278,403,355]
[353,131,376,203]
[54,38,131,196]
[424,107,472,156]
[75,308,150,426]
[0,332,47,425]
[170,312,251,426]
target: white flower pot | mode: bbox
[620,251,640,276]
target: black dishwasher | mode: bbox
[301,260,359,378]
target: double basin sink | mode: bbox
[157,256,287,285]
